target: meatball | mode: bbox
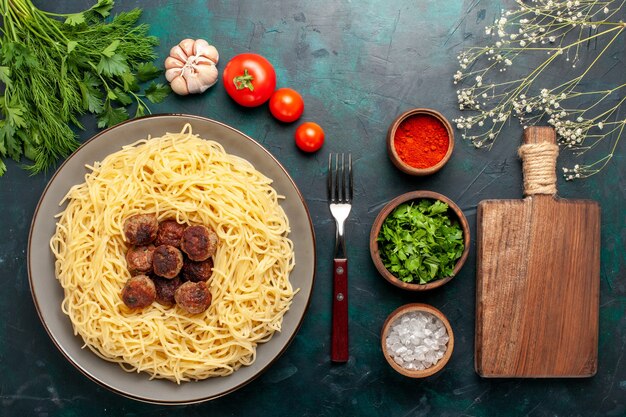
[152,275,182,307]
[121,275,156,309]
[175,281,212,314]
[181,258,213,282]
[123,213,158,245]
[155,219,186,248]
[125,244,155,275]
[180,225,218,261]
[152,245,184,278]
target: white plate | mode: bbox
[28,115,316,404]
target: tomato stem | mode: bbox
[233,69,254,91]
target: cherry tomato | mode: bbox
[295,122,325,152]
[269,88,304,123]
[223,53,276,107]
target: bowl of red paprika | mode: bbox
[387,108,454,176]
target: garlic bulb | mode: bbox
[165,39,219,95]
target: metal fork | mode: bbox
[328,153,353,363]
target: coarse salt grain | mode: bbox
[385,311,449,371]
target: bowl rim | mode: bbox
[369,190,470,291]
[380,303,454,378]
[386,108,455,176]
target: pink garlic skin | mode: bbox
[165,39,219,96]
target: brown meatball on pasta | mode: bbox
[155,219,186,248]
[175,281,212,314]
[121,275,156,309]
[181,225,218,261]
[181,258,213,282]
[125,244,155,275]
[123,213,158,245]
[153,245,183,279]
[152,275,182,307]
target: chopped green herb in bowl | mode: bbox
[370,191,470,290]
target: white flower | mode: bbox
[604,7,609,14]
[598,122,604,130]
[504,58,512,66]
[520,40,527,47]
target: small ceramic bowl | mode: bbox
[387,108,454,176]
[381,303,454,378]
[369,190,470,291]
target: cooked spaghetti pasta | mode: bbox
[50,125,295,383]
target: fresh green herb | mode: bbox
[377,200,464,284]
[0,0,170,176]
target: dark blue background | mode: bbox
[1,1,624,416]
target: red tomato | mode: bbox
[269,88,304,123]
[223,53,276,107]
[295,122,325,152]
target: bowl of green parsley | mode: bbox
[370,191,470,291]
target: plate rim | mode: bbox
[27,113,317,405]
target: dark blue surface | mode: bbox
[0,0,624,415]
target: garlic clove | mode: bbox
[195,64,219,89]
[169,45,188,63]
[179,39,196,57]
[185,73,210,94]
[193,56,218,67]
[165,67,183,82]
[182,64,218,93]
[193,39,219,64]
[170,76,190,96]
[185,76,203,94]
[164,56,185,70]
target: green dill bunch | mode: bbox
[0,0,170,176]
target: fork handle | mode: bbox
[331,258,349,362]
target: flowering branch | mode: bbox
[453,0,625,180]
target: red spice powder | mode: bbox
[393,114,449,169]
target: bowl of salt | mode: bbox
[381,303,454,378]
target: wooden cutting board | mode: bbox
[475,127,601,378]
